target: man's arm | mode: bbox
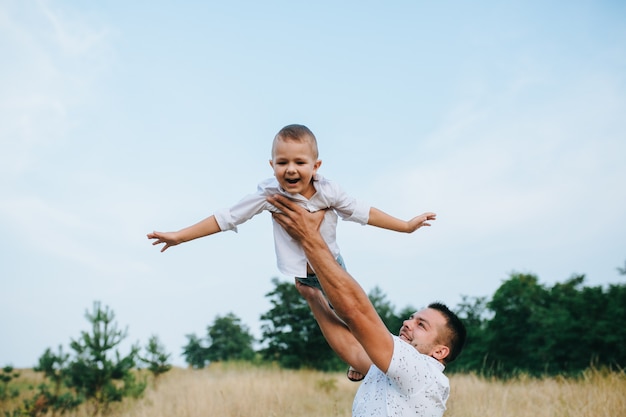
[295,281,373,374]
[268,194,395,373]
[368,207,436,233]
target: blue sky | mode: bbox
[1,0,625,368]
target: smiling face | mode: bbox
[399,308,451,363]
[270,136,321,198]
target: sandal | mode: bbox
[346,366,365,382]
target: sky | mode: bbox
[1,0,625,368]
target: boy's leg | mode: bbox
[294,274,324,291]
[295,255,346,293]
[294,257,362,381]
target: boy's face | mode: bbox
[269,137,321,198]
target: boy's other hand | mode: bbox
[147,231,180,252]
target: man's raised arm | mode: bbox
[268,194,394,373]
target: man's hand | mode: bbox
[267,194,325,242]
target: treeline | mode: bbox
[181,278,416,372]
[3,265,625,414]
[449,272,626,377]
[183,270,626,378]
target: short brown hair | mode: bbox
[272,124,319,159]
[428,302,467,364]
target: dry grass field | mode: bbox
[446,370,626,417]
[3,364,625,416]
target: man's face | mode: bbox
[399,308,447,357]
[270,138,321,198]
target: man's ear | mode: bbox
[431,345,450,363]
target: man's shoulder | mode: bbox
[392,336,445,372]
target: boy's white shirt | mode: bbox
[213,174,370,277]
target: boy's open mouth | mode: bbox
[286,178,300,184]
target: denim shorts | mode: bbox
[295,254,346,293]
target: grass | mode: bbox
[2,364,625,416]
[124,363,358,417]
[447,369,626,417]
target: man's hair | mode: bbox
[272,124,319,159]
[428,302,467,364]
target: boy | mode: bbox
[148,124,436,283]
[148,124,435,382]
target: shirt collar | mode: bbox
[424,354,446,372]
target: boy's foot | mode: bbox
[295,275,334,309]
[346,366,365,382]
[295,275,323,291]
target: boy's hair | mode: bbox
[428,302,467,364]
[272,124,319,159]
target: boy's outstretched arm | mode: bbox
[147,215,221,252]
[367,207,436,233]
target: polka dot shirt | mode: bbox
[352,335,449,417]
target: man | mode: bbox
[268,194,466,417]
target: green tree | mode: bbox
[181,333,209,369]
[447,295,489,373]
[138,335,172,383]
[485,273,548,376]
[531,275,590,373]
[206,313,255,362]
[32,346,82,416]
[368,286,421,337]
[0,365,20,402]
[65,301,145,415]
[455,270,626,377]
[260,278,343,370]
[577,282,626,369]
[368,286,400,333]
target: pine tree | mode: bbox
[65,301,145,415]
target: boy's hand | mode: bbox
[147,231,181,252]
[407,212,436,233]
